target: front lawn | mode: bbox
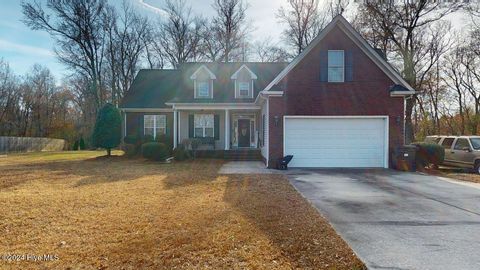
[0,151,364,269]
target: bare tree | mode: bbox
[104,1,151,105]
[22,0,110,112]
[252,39,291,62]
[211,0,249,62]
[155,0,203,68]
[356,1,464,142]
[277,0,327,55]
[0,59,17,129]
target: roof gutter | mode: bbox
[254,90,284,104]
[390,91,417,97]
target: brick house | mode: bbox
[119,15,414,168]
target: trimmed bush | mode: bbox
[173,145,190,161]
[412,142,445,168]
[142,135,155,144]
[79,137,86,150]
[142,142,169,161]
[156,134,173,154]
[124,135,139,145]
[122,143,137,158]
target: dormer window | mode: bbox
[190,65,216,99]
[197,81,210,97]
[231,64,257,99]
[238,82,250,97]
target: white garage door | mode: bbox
[284,117,388,168]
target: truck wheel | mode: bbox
[475,161,480,174]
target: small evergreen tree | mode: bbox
[72,140,79,151]
[79,137,86,150]
[92,103,122,156]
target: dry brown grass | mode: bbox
[0,151,365,270]
[424,166,480,184]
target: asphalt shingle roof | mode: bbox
[120,62,287,108]
[120,70,178,108]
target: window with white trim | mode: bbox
[144,115,166,138]
[194,114,214,138]
[328,50,344,82]
[238,81,250,97]
[196,81,210,98]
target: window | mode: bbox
[194,114,214,138]
[441,138,455,149]
[238,81,250,97]
[197,81,210,98]
[470,138,480,150]
[328,50,344,82]
[454,138,470,150]
[144,115,166,139]
[250,120,255,143]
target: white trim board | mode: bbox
[283,115,389,168]
[231,64,258,79]
[264,15,415,94]
[121,108,173,112]
[190,64,216,80]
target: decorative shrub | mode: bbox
[141,142,169,161]
[156,134,173,153]
[142,135,155,144]
[124,135,139,145]
[92,103,122,156]
[79,137,86,150]
[182,138,201,159]
[412,142,445,168]
[122,143,137,158]
[173,144,190,161]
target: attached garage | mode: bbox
[284,116,388,168]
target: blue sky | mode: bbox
[0,0,287,80]
[0,0,468,81]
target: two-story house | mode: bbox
[119,15,415,168]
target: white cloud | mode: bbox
[0,39,54,57]
[136,0,168,16]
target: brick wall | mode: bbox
[267,25,405,168]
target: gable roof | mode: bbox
[190,64,216,80]
[264,15,415,93]
[231,64,258,79]
[168,62,287,104]
[119,69,179,109]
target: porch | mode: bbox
[173,107,263,151]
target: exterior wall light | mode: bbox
[274,115,280,127]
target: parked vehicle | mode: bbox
[425,135,480,173]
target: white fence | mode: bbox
[0,136,66,154]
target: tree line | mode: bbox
[1,0,480,147]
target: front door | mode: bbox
[238,119,250,147]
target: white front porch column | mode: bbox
[123,111,127,138]
[173,110,178,148]
[225,109,230,150]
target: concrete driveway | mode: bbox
[288,169,480,270]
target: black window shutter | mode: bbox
[214,115,220,140]
[320,51,328,82]
[165,115,170,136]
[188,114,194,138]
[345,51,353,82]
